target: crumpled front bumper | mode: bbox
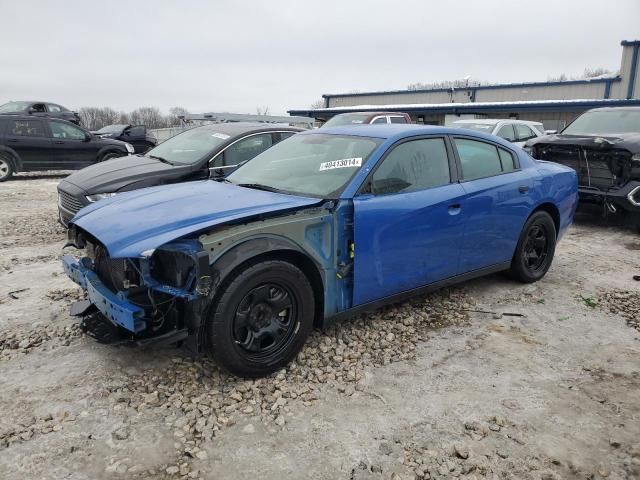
[61,255,146,333]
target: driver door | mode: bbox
[48,120,96,168]
[352,136,466,306]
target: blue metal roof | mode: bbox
[288,98,640,118]
[320,77,621,100]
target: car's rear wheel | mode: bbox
[100,151,123,162]
[206,260,315,378]
[0,155,14,182]
[510,211,556,283]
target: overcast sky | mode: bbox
[1,0,638,115]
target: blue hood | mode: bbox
[71,180,321,258]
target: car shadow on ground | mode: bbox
[573,204,639,232]
[10,172,71,181]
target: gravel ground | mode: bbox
[0,175,639,480]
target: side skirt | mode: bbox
[324,262,511,327]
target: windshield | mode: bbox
[145,126,230,165]
[96,124,128,134]
[322,113,372,128]
[0,101,31,113]
[227,133,381,198]
[451,122,496,133]
[562,110,640,135]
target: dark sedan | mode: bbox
[57,123,303,226]
[0,101,81,125]
[93,124,157,153]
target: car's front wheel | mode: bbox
[100,151,123,162]
[510,211,557,283]
[0,155,14,182]
[206,260,315,377]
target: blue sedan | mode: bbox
[62,124,578,377]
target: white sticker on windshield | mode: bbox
[211,132,230,140]
[319,158,362,171]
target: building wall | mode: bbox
[325,40,640,109]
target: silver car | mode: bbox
[451,119,545,147]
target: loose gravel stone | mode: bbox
[599,290,640,333]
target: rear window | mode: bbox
[454,138,517,180]
[322,113,373,127]
[389,116,408,124]
[9,119,45,137]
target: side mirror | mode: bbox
[545,130,557,135]
[84,133,92,142]
[28,107,37,114]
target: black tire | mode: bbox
[206,260,315,378]
[510,211,557,283]
[100,151,123,162]
[0,154,14,182]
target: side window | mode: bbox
[49,122,86,140]
[454,138,504,180]
[223,133,273,166]
[514,124,535,141]
[274,131,296,143]
[495,124,516,142]
[371,117,387,124]
[128,126,145,136]
[389,116,407,124]
[10,120,45,137]
[498,148,516,172]
[47,104,62,113]
[371,138,450,195]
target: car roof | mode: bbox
[305,124,475,140]
[191,122,304,135]
[588,106,640,112]
[452,118,542,125]
[333,111,408,117]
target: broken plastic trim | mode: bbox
[142,239,212,300]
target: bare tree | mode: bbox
[310,98,325,109]
[256,106,270,116]
[548,67,615,82]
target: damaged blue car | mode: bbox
[62,124,578,377]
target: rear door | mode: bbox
[210,132,274,176]
[451,136,534,273]
[353,136,466,305]
[3,118,53,170]
[495,123,517,143]
[48,120,97,168]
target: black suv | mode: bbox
[525,107,640,220]
[0,115,134,181]
[93,124,158,153]
[0,101,81,125]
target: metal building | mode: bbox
[289,40,640,131]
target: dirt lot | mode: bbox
[0,174,639,480]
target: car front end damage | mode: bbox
[61,199,346,351]
[528,136,640,214]
[62,228,214,346]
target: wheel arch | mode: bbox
[530,201,560,237]
[210,237,325,328]
[98,146,126,161]
[0,147,22,172]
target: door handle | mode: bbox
[7,139,18,143]
[448,203,462,215]
[54,141,64,144]
[518,185,529,193]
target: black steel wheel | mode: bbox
[510,211,556,283]
[206,260,315,377]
